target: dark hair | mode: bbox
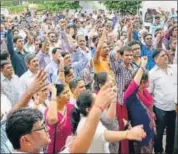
[0,52,10,61]
[152,48,166,60]
[13,36,23,43]
[155,15,160,19]
[12,29,19,35]
[124,70,149,92]
[0,60,10,69]
[128,41,140,47]
[69,78,83,90]
[93,72,108,91]
[143,33,152,40]
[52,47,61,54]
[120,45,132,56]
[71,90,94,134]
[64,65,72,77]
[6,108,43,149]
[61,51,70,58]
[55,84,65,96]
[154,28,162,37]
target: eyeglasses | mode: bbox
[22,121,47,136]
[146,37,152,40]
[31,121,47,133]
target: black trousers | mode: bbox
[153,106,176,154]
[174,113,178,154]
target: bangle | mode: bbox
[94,104,104,112]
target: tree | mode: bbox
[104,1,142,15]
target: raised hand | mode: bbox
[128,22,133,32]
[95,82,117,110]
[27,70,48,96]
[140,56,148,68]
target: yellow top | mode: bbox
[93,57,114,76]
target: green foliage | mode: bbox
[4,1,80,13]
[6,5,28,13]
[104,1,142,15]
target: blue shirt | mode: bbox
[141,44,155,70]
[133,31,139,41]
[7,30,28,77]
[72,47,91,77]
[36,51,51,69]
[45,60,60,84]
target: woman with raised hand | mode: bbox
[71,90,146,153]
[123,56,155,153]
[45,84,74,153]
[93,72,119,153]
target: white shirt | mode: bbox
[77,117,109,153]
[1,73,20,105]
[149,65,177,111]
[19,70,35,96]
[1,94,12,121]
[29,100,49,117]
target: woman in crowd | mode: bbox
[71,90,146,153]
[123,56,155,153]
[45,84,74,153]
[93,72,119,153]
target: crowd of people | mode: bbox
[0,6,177,154]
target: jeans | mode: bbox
[153,106,176,154]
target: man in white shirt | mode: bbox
[1,60,20,105]
[1,93,14,153]
[19,53,40,96]
[149,48,177,154]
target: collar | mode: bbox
[1,73,6,81]
[1,73,13,81]
[51,60,59,66]
[120,61,136,70]
[16,48,26,54]
[78,47,90,53]
[154,65,172,71]
[26,70,34,77]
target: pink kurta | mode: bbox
[45,103,74,153]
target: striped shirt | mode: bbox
[1,120,14,153]
[109,49,138,104]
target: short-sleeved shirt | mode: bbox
[77,117,109,153]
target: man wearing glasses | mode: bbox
[6,109,50,153]
[149,48,177,154]
[5,82,128,153]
